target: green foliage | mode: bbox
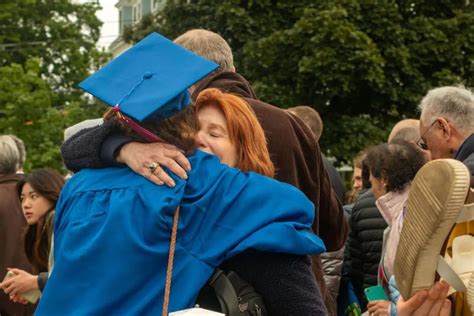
[8,0,471,166]
[0,0,108,104]
[0,1,108,171]
[123,0,473,163]
[0,59,102,172]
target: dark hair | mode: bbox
[365,141,427,192]
[103,106,198,154]
[361,158,372,189]
[17,168,65,272]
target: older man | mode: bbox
[398,85,474,315]
[417,85,474,185]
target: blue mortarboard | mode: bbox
[79,32,219,125]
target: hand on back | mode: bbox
[117,142,191,187]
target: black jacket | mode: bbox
[346,189,387,309]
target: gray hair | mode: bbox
[174,29,234,72]
[0,135,20,175]
[418,85,474,133]
[7,134,26,169]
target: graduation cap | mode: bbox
[79,32,219,142]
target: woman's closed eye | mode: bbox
[209,131,223,138]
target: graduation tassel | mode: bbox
[113,105,164,143]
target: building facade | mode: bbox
[109,0,167,57]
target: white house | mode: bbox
[109,0,167,57]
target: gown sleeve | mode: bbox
[178,152,326,267]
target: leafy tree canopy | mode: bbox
[124,0,474,163]
[0,1,106,172]
[0,0,108,104]
[0,59,103,172]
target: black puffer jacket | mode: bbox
[347,189,387,309]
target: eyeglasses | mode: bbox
[416,119,438,150]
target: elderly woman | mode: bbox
[363,141,427,315]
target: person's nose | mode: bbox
[195,131,207,149]
[22,197,31,209]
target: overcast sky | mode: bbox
[96,0,119,49]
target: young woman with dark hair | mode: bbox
[0,168,64,304]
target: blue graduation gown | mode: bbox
[37,150,325,315]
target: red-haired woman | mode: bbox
[50,88,327,315]
[194,88,274,177]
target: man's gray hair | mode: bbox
[0,135,20,175]
[174,29,234,72]
[7,134,26,169]
[418,85,474,133]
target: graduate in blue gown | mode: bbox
[36,33,326,315]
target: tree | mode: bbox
[123,0,474,164]
[0,59,102,172]
[0,0,108,104]
[0,1,107,171]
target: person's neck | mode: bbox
[451,130,471,153]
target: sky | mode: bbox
[96,0,119,49]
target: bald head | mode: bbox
[286,106,323,141]
[174,29,235,73]
[388,119,420,143]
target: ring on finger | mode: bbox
[147,162,159,173]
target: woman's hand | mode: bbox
[397,281,451,316]
[9,293,29,304]
[0,268,38,296]
[118,142,191,187]
[367,299,391,315]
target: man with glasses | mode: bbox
[408,85,474,315]
[417,85,474,184]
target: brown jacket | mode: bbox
[192,71,349,314]
[0,174,33,316]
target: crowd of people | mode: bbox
[0,29,472,316]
